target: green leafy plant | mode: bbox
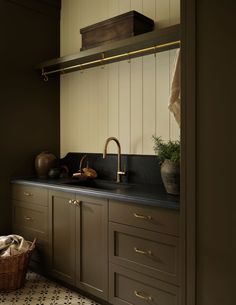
[152,136,180,164]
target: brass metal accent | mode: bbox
[24,216,33,221]
[41,40,180,78]
[133,212,152,220]
[134,290,152,301]
[134,247,152,256]
[103,137,125,183]
[68,199,81,206]
[23,191,33,197]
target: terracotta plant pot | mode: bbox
[35,151,57,178]
[161,159,180,195]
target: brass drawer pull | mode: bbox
[134,290,152,301]
[24,216,33,221]
[68,199,81,206]
[23,192,33,197]
[133,213,152,220]
[134,247,152,256]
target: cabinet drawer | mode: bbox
[109,264,179,305]
[109,223,179,285]
[12,201,48,240]
[11,184,48,206]
[109,200,179,236]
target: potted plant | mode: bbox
[152,136,180,195]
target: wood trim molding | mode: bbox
[181,0,196,304]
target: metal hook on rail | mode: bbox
[42,68,49,82]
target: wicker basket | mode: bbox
[0,238,36,291]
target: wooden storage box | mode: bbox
[80,10,154,51]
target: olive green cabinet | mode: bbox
[49,190,76,285]
[49,190,108,301]
[108,200,180,305]
[12,183,180,305]
[11,184,50,271]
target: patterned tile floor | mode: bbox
[0,272,100,305]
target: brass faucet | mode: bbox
[103,137,126,183]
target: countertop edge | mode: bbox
[11,179,180,211]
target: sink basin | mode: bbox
[64,179,132,191]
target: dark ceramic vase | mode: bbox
[35,151,57,178]
[161,159,180,195]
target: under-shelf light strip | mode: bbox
[42,40,180,78]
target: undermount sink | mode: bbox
[64,179,132,191]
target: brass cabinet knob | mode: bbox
[24,216,33,221]
[68,199,81,206]
[23,191,33,197]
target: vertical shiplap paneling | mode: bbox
[61,0,81,55]
[143,54,156,154]
[97,66,109,152]
[155,51,170,141]
[108,0,119,17]
[170,0,180,25]
[60,74,70,157]
[76,70,90,153]
[130,0,143,154]
[108,63,119,153]
[130,58,143,154]
[169,49,180,140]
[143,0,156,20]
[131,0,142,12]
[155,0,170,28]
[60,0,181,155]
[118,0,131,154]
[118,0,131,14]
[87,67,99,152]
[119,61,131,154]
[78,0,108,28]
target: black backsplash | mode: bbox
[60,152,162,186]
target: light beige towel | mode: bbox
[169,49,181,127]
[0,235,29,257]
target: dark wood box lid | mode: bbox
[80,10,154,34]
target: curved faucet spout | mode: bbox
[103,137,125,183]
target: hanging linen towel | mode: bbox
[169,49,181,127]
[0,235,29,257]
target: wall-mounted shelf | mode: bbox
[37,24,180,80]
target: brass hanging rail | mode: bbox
[41,40,180,81]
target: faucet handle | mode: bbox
[118,161,126,176]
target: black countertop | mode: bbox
[11,177,180,210]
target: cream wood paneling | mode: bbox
[108,0,119,17]
[60,0,180,157]
[118,0,131,14]
[119,61,131,154]
[143,54,156,154]
[155,51,170,140]
[107,63,119,153]
[143,0,156,20]
[131,0,142,12]
[130,58,143,154]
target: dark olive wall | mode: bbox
[197,1,235,304]
[0,0,60,234]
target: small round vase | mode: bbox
[161,159,180,195]
[35,151,57,178]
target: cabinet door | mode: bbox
[49,190,76,285]
[75,195,108,301]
